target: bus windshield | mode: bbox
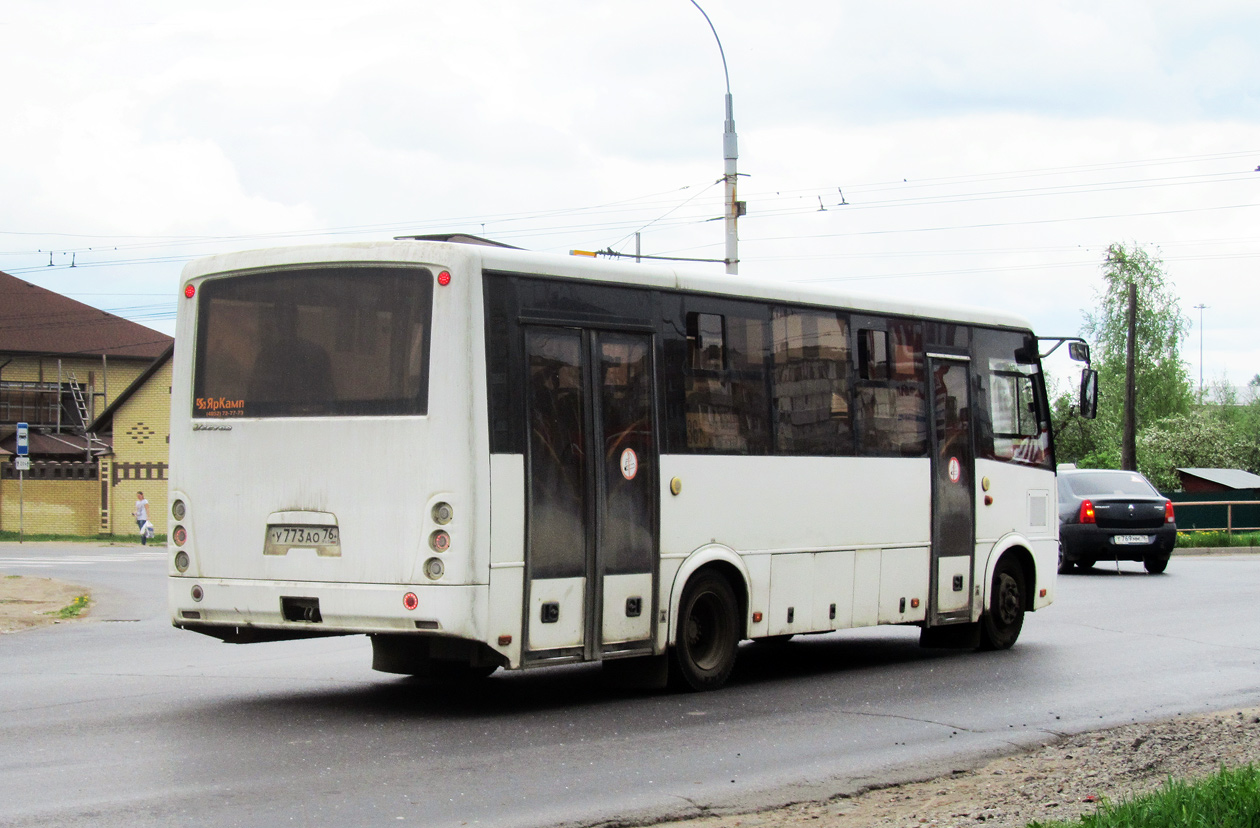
[192,264,434,418]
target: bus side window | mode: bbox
[973,327,1052,470]
[854,321,926,457]
[859,329,889,381]
[771,308,853,455]
[683,310,770,454]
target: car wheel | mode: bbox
[1144,555,1170,574]
[1078,557,1097,570]
[1057,543,1074,575]
[979,556,1025,651]
[671,570,740,691]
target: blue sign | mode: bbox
[15,422,28,456]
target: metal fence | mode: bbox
[1166,492,1260,533]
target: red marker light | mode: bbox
[184,284,196,298]
[437,271,451,287]
[403,592,419,611]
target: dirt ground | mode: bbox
[2,576,1257,828]
[0,574,92,634]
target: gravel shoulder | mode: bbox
[652,707,1260,828]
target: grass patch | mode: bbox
[0,531,165,544]
[49,594,90,619]
[1177,530,1260,548]
[1029,765,1260,827]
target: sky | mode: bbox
[2,1,1258,391]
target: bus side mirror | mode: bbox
[1079,369,1098,419]
[1068,341,1090,363]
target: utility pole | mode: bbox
[690,0,741,275]
[1122,281,1138,471]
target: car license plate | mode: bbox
[265,525,341,557]
[1113,534,1153,545]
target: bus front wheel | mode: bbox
[671,571,740,691]
[979,556,1025,651]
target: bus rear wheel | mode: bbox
[979,556,1025,651]
[671,571,739,691]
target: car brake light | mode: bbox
[1079,499,1096,524]
[1165,500,1175,523]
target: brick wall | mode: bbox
[0,462,99,535]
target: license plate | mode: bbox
[265,525,341,557]
[1113,534,1153,545]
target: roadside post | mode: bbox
[15,422,29,543]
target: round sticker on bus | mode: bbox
[620,448,638,481]
[948,456,961,483]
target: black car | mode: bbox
[1057,468,1176,574]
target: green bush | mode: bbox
[1176,530,1260,548]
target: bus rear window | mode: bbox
[193,265,433,418]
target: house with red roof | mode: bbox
[0,271,173,537]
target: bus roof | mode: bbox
[181,239,1035,332]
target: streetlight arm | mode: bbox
[689,0,731,98]
[689,0,740,275]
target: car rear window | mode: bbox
[1064,472,1159,497]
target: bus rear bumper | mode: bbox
[168,577,487,642]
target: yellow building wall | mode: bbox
[2,354,151,423]
[107,359,172,536]
[0,470,99,535]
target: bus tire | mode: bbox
[671,570,739,691]
[979,555,1025,651]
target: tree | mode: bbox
[1083,243,1193,428]
[1137,410,1251,491]
[1053,243,1193,469]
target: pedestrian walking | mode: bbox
[133,491,150,546]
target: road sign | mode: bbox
[14,457,30,472]
[15,422,28,456]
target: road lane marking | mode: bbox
[0,551,166,568]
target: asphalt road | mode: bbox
[1,545,1258,828]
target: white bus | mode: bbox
[168,237,1093,690]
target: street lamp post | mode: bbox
[1194,303,1208,401]
[689,0,740,275]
